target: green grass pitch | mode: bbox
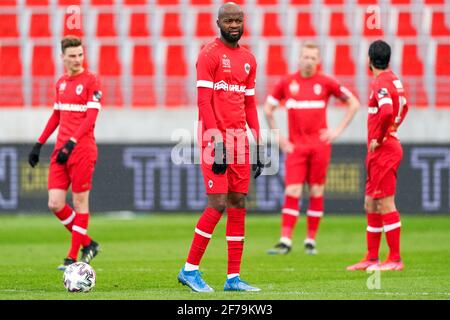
[0,214,449,300]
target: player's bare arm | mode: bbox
[320,91,360,144]
[264,100,294,153]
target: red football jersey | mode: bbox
[54,70,102,150]
[367,70,408,145]
[267,72,350,145]
[196,38,257,147]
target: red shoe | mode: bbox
[346,257,379,271]
[367,259,404,271]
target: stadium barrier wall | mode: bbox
[0,143,449,214]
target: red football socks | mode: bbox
[68,213,90,260]
[306,196,324,240]
[382,211,402,261]
[226,208,246,276]
[55,205,91,247]
[186,207,223,267]
[366,213,383,260]
[280,195,300,243]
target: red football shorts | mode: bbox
[365,138,403,199]
[200,145,251,194]
[48,147,97,193]
[285,143,331,186]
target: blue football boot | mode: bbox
[177,269,214,293]
[223,276,261,292]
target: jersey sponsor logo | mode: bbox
[244,63,250,74]
[368,106,379,114]
[377,88,388,99]
[285,99,326,109]
[222,54,231,69]
[76,84,83,95]
[208,180,213,189]
[93,91,102,102]
[59,81,67,93]
[55,103,88,112]
[213,80,246,93]
[313,84,322,95]
[289,80,299,95]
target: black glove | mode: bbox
[212,142,227,175]
[252,144,266,179]
[56,140,76,164]
[28,142,42,168]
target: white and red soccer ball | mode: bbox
[63,262,96,292]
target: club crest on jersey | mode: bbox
[58,82,66,93]
[377,88,388,99]
[289,80,300,95]
[244,63,250,74]
[313,84,322,95]
[222,55,231,69]
[76,84,83,95]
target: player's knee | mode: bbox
[285,185,302,198]
[48,199,64,213]
[228,196,246,209]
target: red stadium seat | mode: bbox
[0,46,23,106]
[257,0,277,4]
[362,12,384,37]
[29,14,51,38]
[26,0,49,5]
[63,13,84,37]
[190,0,213,5]
[91,0,114,5]
[431,12,450,37]
[0,14,19,38]
[124,0,148,4]
[266,44,287,76]
[157,0,179,4]
[31,46,55,106]
[424,0,445,4]
[129,13,150,37]
[329,12,350,37]
[400,45,428,107]
[401,44,423,76]
[262,12,283,37]
[0,0,17,5]
[58,0,81,4]
[396,12,417,37]
[333,44,355,76]
[132,45,156,107]
[96,13,117,37]
[98,45,123,106]
[162,12,183,37]
[165,45,189,107]
[290,0,311,4]
[195,12,216,37]
[295,12,316,36]
[435,43,450,107]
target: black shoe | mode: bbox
[267,242,291,255]
[57,257,76,271]
[304,238,318,255]
[80,240,100,264]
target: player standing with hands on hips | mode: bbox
[178,2,265,292]
[347,40,407,271]
[265,43,360,255]
[28,36,101,270]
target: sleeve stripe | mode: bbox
[340,86,352,97]
[53,103,59,110]
[196,80,214,88]
[378,97,393,107]
[266,95,280,106]
[245,88,255,96]
[87,101,101,109]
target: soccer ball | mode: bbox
[63,262,96,292]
